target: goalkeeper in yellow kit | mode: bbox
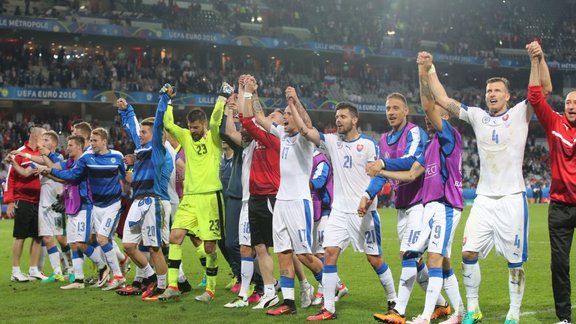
[158,82,233,301]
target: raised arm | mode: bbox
[209,82,230,147]
[220,94,242,147]
[286,87,320,145]
[526,41,552,96]
[244,75,272,133]
[162,94,190,145]
[527,42,555,129]
[117,98,141,150]
[418,52,462,118]
[418,52,444,132]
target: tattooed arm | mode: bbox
[417,52,462,118]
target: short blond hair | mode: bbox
[92,128,109,141]
[43,130,59,145]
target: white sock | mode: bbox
[29,266,40,275]
[396,259,417,314]
[12,266,21,275]
[85,245,105,269]
[281,287,295,301]
[112,240,125,262]
[38,245,47,272]
[72,251,84,280]
[47,246,62,275]
[178,262,187,283]
[418,263,446,306]
[376,263,397,302]
[508,266,525,319]
[422,267,443,320]
[322,265,338,313]
[264,284,275,297]
[143,263,155,278]
[157,273,167,289]
[240,257,254,299]
[102,243,122,277]
[300,278,311,290]
[462,259,481,312]
[134,266,145,282]
[443,269,464,315]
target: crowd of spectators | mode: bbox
[2,0,576,63]
[5,39,568,114]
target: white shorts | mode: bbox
[313,213,328,254]
[123,198,171,247]
[323,208,382,255]
[169,200,178,228]
[273,199,314,254]
[463,193,529,264]
[238,201,251,246]
[409,202,462,258]
[92,201,122,240]
[38,204,65,237]
[397,204,424,252]
[67,205,92,243]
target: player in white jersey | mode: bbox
[244,81,323,316]
[10,130,71,282]
[221,87,260,308]
[424,50,552,323]
[300,102,397,321]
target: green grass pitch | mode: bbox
[0,204,570,323]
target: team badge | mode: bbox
[481,116,490,124]
[356,144,364,152]
[110,158,116,163]
[502,114,509,121]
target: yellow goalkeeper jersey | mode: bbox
[163,99,225,195]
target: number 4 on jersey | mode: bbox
[492,129,499,144]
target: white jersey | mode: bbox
[459,100,529,196]
[241,141,256,202]
[164,142,179,205]
[320,133,378,213]
[270,124,314,200]
[39,153,64,207]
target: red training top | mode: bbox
[240,115,280,197]
[528,85,576,204]
[4,141,41,204]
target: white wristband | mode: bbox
[428,64,436,75]
[243,93,253,99]
[24,153,32,159]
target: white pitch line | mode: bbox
[483,305,576,321]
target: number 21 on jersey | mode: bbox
[343,154,352,168]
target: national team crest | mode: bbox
[111,158,116,163]
[502,114,509,121]
[356,144,364,152]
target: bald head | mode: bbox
[564,91,576,125]
[29,127,45,149]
